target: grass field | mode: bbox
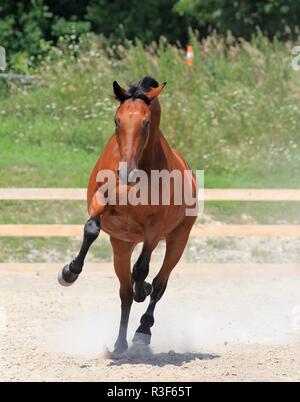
[0,32,299,183]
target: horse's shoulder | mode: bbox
[98,134,120,168]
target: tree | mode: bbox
[175,0,300,39]
[0,0,50,59]
[86,0,191,44]
[44,0,91,37]
[1,0,299,66]
[0,0,192,65]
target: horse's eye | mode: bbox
[143,120,150,133]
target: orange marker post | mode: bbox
[186,45,194,66]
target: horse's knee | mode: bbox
[84,218,101,241]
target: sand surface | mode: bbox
[0,262,299,382]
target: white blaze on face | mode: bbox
[0,306,7,333]
[129,111,141,115]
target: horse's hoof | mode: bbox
[113,339,128,355]
[58,265,79,287]
[132,331,151,346]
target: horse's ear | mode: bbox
[146,82,167,101]
[113,81,127,102]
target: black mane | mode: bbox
[118,76,159,104]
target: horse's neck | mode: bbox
[140,127,161,167]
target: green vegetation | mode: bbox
[1,1,299,67]
[1,33,299,186]
[0,0,191,69]
[0,237,113,263]
[176,0,300,40]
[202,202,300,224]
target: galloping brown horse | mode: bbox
[58,77,197,354]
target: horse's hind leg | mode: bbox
[110,236,135,354]
[58,217,101,286]
[133,218,194,346]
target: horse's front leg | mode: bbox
[58,217,101,286]
[110,237,135,354]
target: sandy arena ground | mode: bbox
[0,262,300,382]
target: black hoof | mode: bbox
[58,264,79,287]
[132,331,151,346]
[113,339,128,355]
[133,281,152,302]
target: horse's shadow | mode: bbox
[106,346,219,368]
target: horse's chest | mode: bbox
[101,206,146,242]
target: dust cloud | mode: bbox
[45,264,300,358]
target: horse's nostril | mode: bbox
[128,169,139,183]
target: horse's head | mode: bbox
[113,76,166,183]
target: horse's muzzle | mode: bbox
[118,164,139,184]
